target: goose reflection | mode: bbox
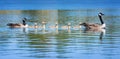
[99,29,105,40]
[22,28,28,33]
[83,28,106,40]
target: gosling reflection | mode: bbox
[68,29,71,33]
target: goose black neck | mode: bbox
[22,20,26,25]
[98,15,104,24]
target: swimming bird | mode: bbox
[80,12,105,30]
[7,18,28,28]
[41,21,46,30]
[34,23,38,28]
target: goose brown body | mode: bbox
[7,18,28,28]
[80,12,105,30]
[7,23,23,28]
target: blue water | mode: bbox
[0,9,120,59]
[0,0,120,10]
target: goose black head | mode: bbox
[22,18,27,25]
[98,12,104,16]
[23,17,27,21]
[68,23,71,26]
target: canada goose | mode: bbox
[55,22,58,29]
[34,23,38,28]
[7,18,28,28]
[41,21,46,30]
[80,12,105,30]
[61,23,71,30]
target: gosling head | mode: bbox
[68,23,71,26]
[55,22,58,26]
[34,23,37,26]
[42,21,46,25]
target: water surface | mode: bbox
[0,9,120,59]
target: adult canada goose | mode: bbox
[7,18,28,28]
[80,12,105,30]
